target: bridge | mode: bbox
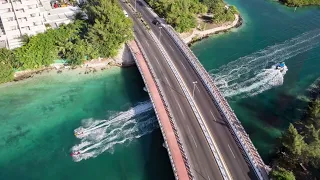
[122,0,269,179]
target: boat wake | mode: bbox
[210,29,320,98]
[71,101,158,162]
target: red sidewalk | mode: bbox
[128,40,190,180]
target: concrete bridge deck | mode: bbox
[127,40,190,179]
[122,0,269,179]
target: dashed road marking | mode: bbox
[188,126,198,148]
[195,85,201,93]
[181,62,187,70]
[152,54,161,67]
[145,40,150,47]
[210,110,217,121]
[228,144,236,158]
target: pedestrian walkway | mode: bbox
[127,40,191,180]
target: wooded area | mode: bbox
[144,0,238,33]
[0,0,133,84]
[270,81,320,179]
[279,0,320,7]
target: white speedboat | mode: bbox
[273,62,288,73]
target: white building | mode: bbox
[0,0,80,49]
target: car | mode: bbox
[137,1,143,6]
[152,18,160,25]
[123,10,128,18]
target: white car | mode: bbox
[123,10,128,17]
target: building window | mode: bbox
[16,8,24,12]
[10,26,17,30]
[7,17,14,21]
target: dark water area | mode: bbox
[192,0,320,161]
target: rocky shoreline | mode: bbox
[181,15,243,46]
[13,44,136,82]
[11,13,243,83]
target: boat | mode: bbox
[74,128,85,138]
[70,151,80,156]
[274,62,287,72]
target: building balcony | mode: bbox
[5,29,21,36]
[0,12,15,19]
[0,3,12,10]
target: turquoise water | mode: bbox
[1,1,320,179]
[192,0,320,159]
[0,68,174,180]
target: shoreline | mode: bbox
[180,14,243,45]
[13,44,136,82]
[9,12,243,83]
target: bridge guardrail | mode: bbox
[147,28,232,180]
[129,0,267,178]
[163,24,267,179]
[127,40,194,180]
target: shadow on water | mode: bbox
[119,53,174,180]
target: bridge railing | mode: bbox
[129,0,267,178]
[127,40,194,180]
[147,29,232,180]
[162,24,267,179]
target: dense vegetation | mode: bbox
[270,81,320,179]
[144,0,238,33]
[0,0,133,84]
[202,0,238,23]
[279,0,320,7]
[0,48,15,83]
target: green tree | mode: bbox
[84,0,133,57]
[146,0,208,32]
[0,48,18,68]
[14,30,58,69]
[281,124,306,156]
[279,0,320,7]
[0,0,135,85]
[202,0,238,23]
[270,167,296,180]
[0,62,14,84]
[307,98,320,124]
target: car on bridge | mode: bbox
[152,18,160,26]
[123,10,128,17]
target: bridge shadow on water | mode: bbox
[119,61,175,180]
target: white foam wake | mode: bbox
[211,29,320,98]
[74,101,153,139]
[71,101,158,162]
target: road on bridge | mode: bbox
[120,1,259,179]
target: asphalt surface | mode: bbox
[121,1,259,179]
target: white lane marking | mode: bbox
[177,102,184,117]
[168,44,173,49]
[145,40,150,47]
[173,95,185,118]
[181,62,187,70]
[228,144,236,158]
[210,110,217,121]
[152,54,161,67]
[195,85,201,93]
[208,175,211,180]
[164,76,171,86]
[188,126,198,148]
